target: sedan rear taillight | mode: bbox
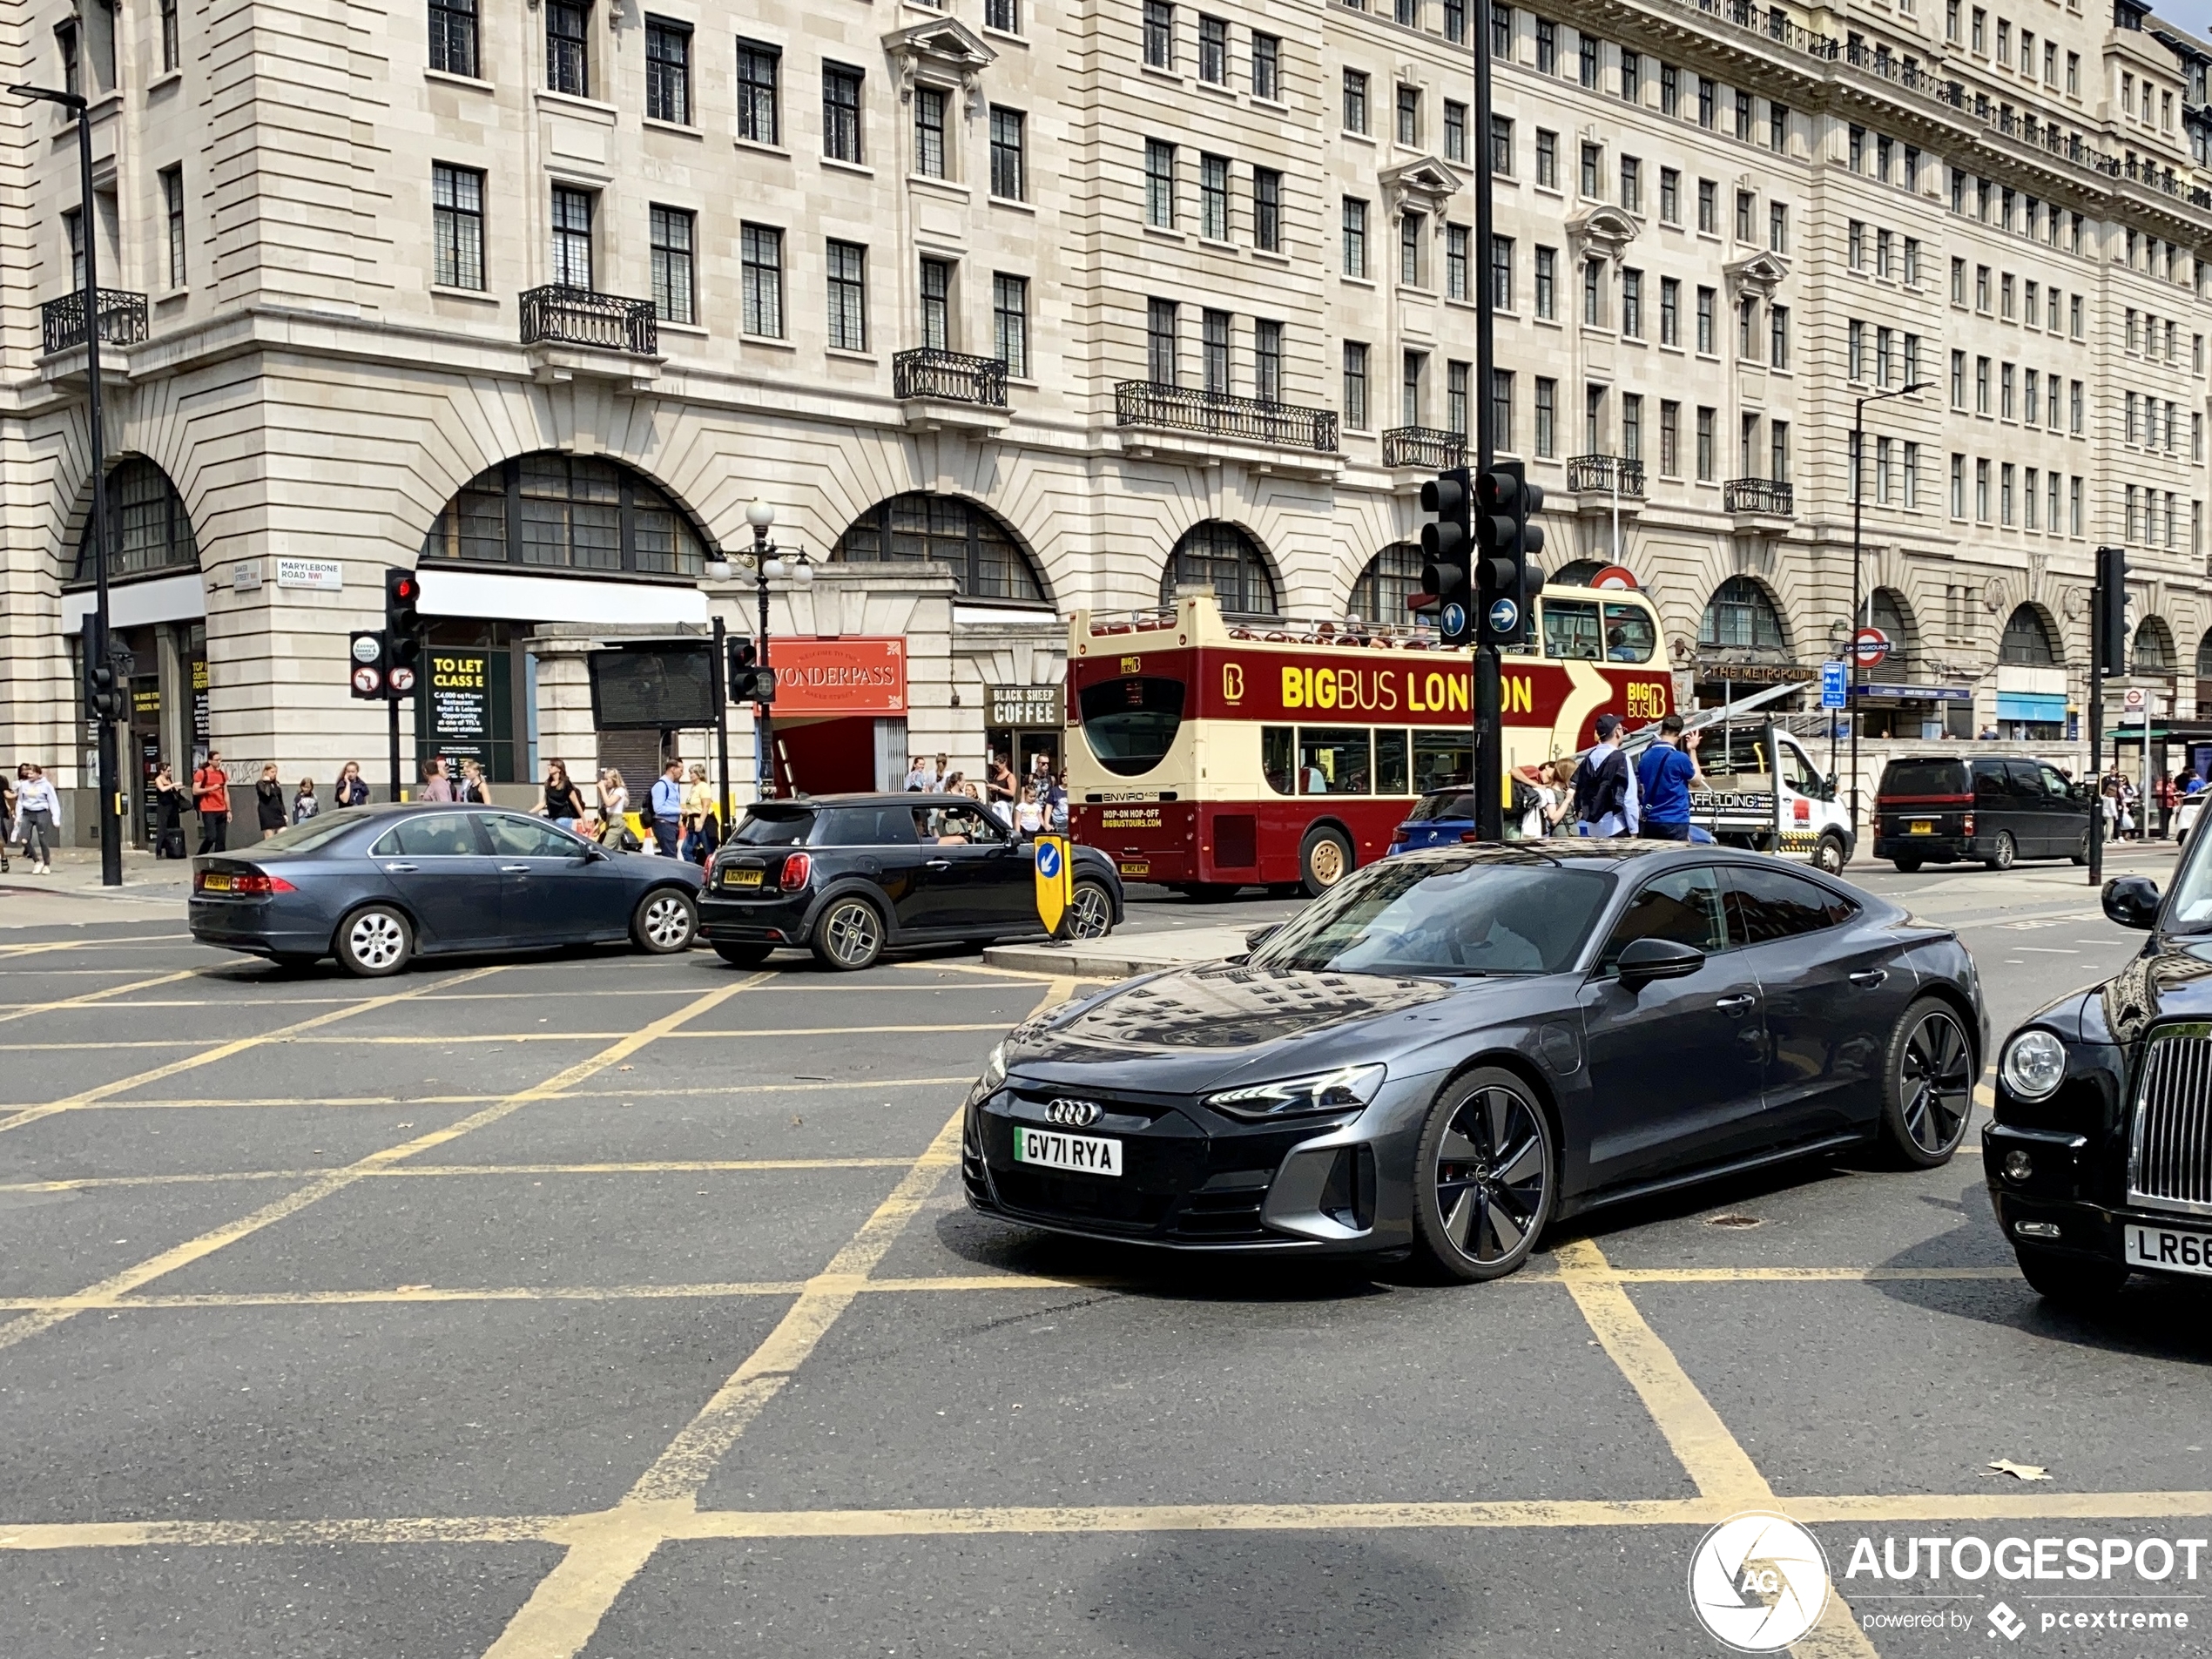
[779,851,813,891]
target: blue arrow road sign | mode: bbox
[1820,661,1848,710]
[1035,840,1063,880]
[1487,597,1519,636]
[1440,602,1467,637]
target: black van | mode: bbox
[1873,754,2093,871]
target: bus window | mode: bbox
[1076,676,1186,776]
[1543,598,1603,659]
[1376,729,1410,794]
[1413,731,1472,792]
[1299,728,1372,794]
[1262,726,1295,795]
[1602,602,1657,663]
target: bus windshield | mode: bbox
[1077,676,1186,776]
[1249,855,1613,977]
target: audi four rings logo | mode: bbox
[1045,1099,1103,1127]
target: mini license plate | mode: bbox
[200,873,233,891]
[1116,860,1150,878]
[724,867,764,887]
[1908,820,1934,835]
[1011,1125,1122,1177]
[2124,1224,2212,1276]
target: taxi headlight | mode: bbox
[1999,1029,2067,1103]
[1204,1063,1386,1123]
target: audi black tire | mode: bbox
[1410,1068,1555,1284]
[335,905,412,978]
[1879,997,1975,1168]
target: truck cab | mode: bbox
[1686,725,1855,873]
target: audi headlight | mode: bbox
[1204,1063,1386,1123]
[977,1041,1008,1096]
[1999,1029,2067,1103]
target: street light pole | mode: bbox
[11,82,119,886]
[741,501,814,802]
[1847,379,1929,847]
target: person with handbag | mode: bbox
[597,769,631,847]
[153,764,187,858]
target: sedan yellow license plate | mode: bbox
[724,868,764,887]
[201,873,233,891]
[1908,820,1934,835]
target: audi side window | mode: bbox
[1598,865,1728,969]
[1723,865,1857,947]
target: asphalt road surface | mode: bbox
[2,841,2207,1659]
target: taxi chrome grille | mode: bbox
[2128,1023,2212,1217]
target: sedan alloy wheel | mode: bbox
[1413,1069,1554,1281]
[338,906,411,977]
[633,889,697,954]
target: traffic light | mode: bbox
[1420,466,1474,647]
[1474,462,1546,649]
[81,616,125,721]
[384,567,423,691]
[725,636,776,704]
[2094,544,2128,678]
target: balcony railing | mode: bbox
[41,289,148,356]
[1380,426,1466,469]
[519,285,658,355]
[1115,381,1339,453]
[1566,454,1646,497]
[1723,477,1795,516]
[893,347,1009,407]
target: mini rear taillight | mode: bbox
[779,851,813,891]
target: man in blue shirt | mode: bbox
[1634,714,1705,841]
[649,760,685,856]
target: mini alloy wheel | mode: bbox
[1413,1069,1554,1282]
[1068,880,1114,940]
[1881,1000,1974,1166]
[812,897,885,971]
[633,889,697,954]
[337,906,411,977]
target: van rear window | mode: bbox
[1880,760,1969,798]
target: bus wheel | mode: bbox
[1298,826,1353,897]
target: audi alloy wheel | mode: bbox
[1880,998,1974,1167]
[1412,1068,1554,1282]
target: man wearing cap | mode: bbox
[1634,715,1705,841]
[1571,714,1637,838]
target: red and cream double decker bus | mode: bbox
[1066,589,1672,894]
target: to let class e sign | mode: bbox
[1034,834,1072,936]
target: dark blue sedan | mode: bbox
[189,804,705,975]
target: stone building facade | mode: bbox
[5,0,2212,831]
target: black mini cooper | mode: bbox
[1985,851,2212,1303]
[698,793,1123,970]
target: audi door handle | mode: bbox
[1715,994,1757,1013]
[925,859,952,870]
[1850,968,1889,988]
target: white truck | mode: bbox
[1681,722,1857,873]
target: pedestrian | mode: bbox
[0,767,15,872]
[535,761,586,831]
[255,762,287,839]
[193,751,230,853]
[334,760,371,809]
[903,754,933,792]
[1015,782,1044,834]
[1570,715,1635,838]
[680,763,717,863]
[597,768,631,846]
[152,763,186,859]
[455,758,489,805]
[292,777,320,824]
[942,769,974,802]
[987,751,1016,814]
[13,764,58,873]
[419,757,455,803]
[1042,768,1070,832]
[1633,716,1705,842]
[933,753,949,790]
[2155,770,2178,839]
[650,759,685,857]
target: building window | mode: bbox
[159,165,185,289]
[1344,70,1368,134]
[426,167,480,291]
[72,457,199,585]
[1696,407,1715,480]
[1535,17,1555,73]
[1578,34,1598,89]
[1343,342,1369,428]
[428,0,476,78]
[1492,116,1514,177]
[1147,297,1178,384]
[1399,212,1425,287]
[1534,378,1556,457]
[1534,246,1555,318]
[1734,88,1751,139]
[1251,32,1279,99]
[1622,392,1642,461]
[1201,153,1229,240]
[1769,201,1786,253]
[1535,130,1557,188]
[1447,360,1470,437]
[1444,101,1467,163]
[1660,167,1679,224]
[1734,189,1753,242]
[1397,84,1420,147]
[1695,286,1714,354]
[1699,577,1789,651]
[737,41,779,145]
[1582,259,1604,327]
[1351,543,1426,625]
[1401,350,1425,427]
[1444,0,1467,44]
[546,0,589,96]
[991,274,1028,377]
[990,106,1027,201]
[1197,15,1225,83]
[920,259,952,350]
[988,0,1021,30]
[825,239,867,351]
[1769,305,1788,369]
[1620,48,1641,103]
[741,223,784,337]
[1491,368,1514,450]
[1204,308,1231,395]
[1660,401,1679,475]
[1443,225,1469,301]
[159,0,180,72]
[1580,142,1601,199]
[422,454,709,580]
[1621,267,1641,337]
[1160,522,1275,615]
[650,205,695,324]
[1949,454,1964,517]
[1144,1,1174,69]
[836,494,1050,604]
[1696,178,1716,233]
[1737,297,1757,361]
[1146,140,1176,227]
[823,64,864,164]
[1975,458,1990,522]
[1253,168,1282,252]
[1342,198,1368,278]
[1255,319,1283,402]
[914,86,948,177]
[644,17,691,125]
[1659,277,1678,345]
[550,185,593,288]
[1619,156,1640,213]
[1661,62,1679,116]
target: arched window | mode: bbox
[832,493,1049,604]
[1348,543,1422,624]
[1868,589,1913,673]
[1696,577,1789,651]
[421,453,710,578]
[71,457,199,585]
[1998,604,2060,665]
[1160,521,1278,615]
[2133,615,2176,674]
[2196,627,2212,679]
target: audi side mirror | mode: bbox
[2103,875,2161,932]
[1615,936,1707,988]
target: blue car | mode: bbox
[1386,784,1715,849]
